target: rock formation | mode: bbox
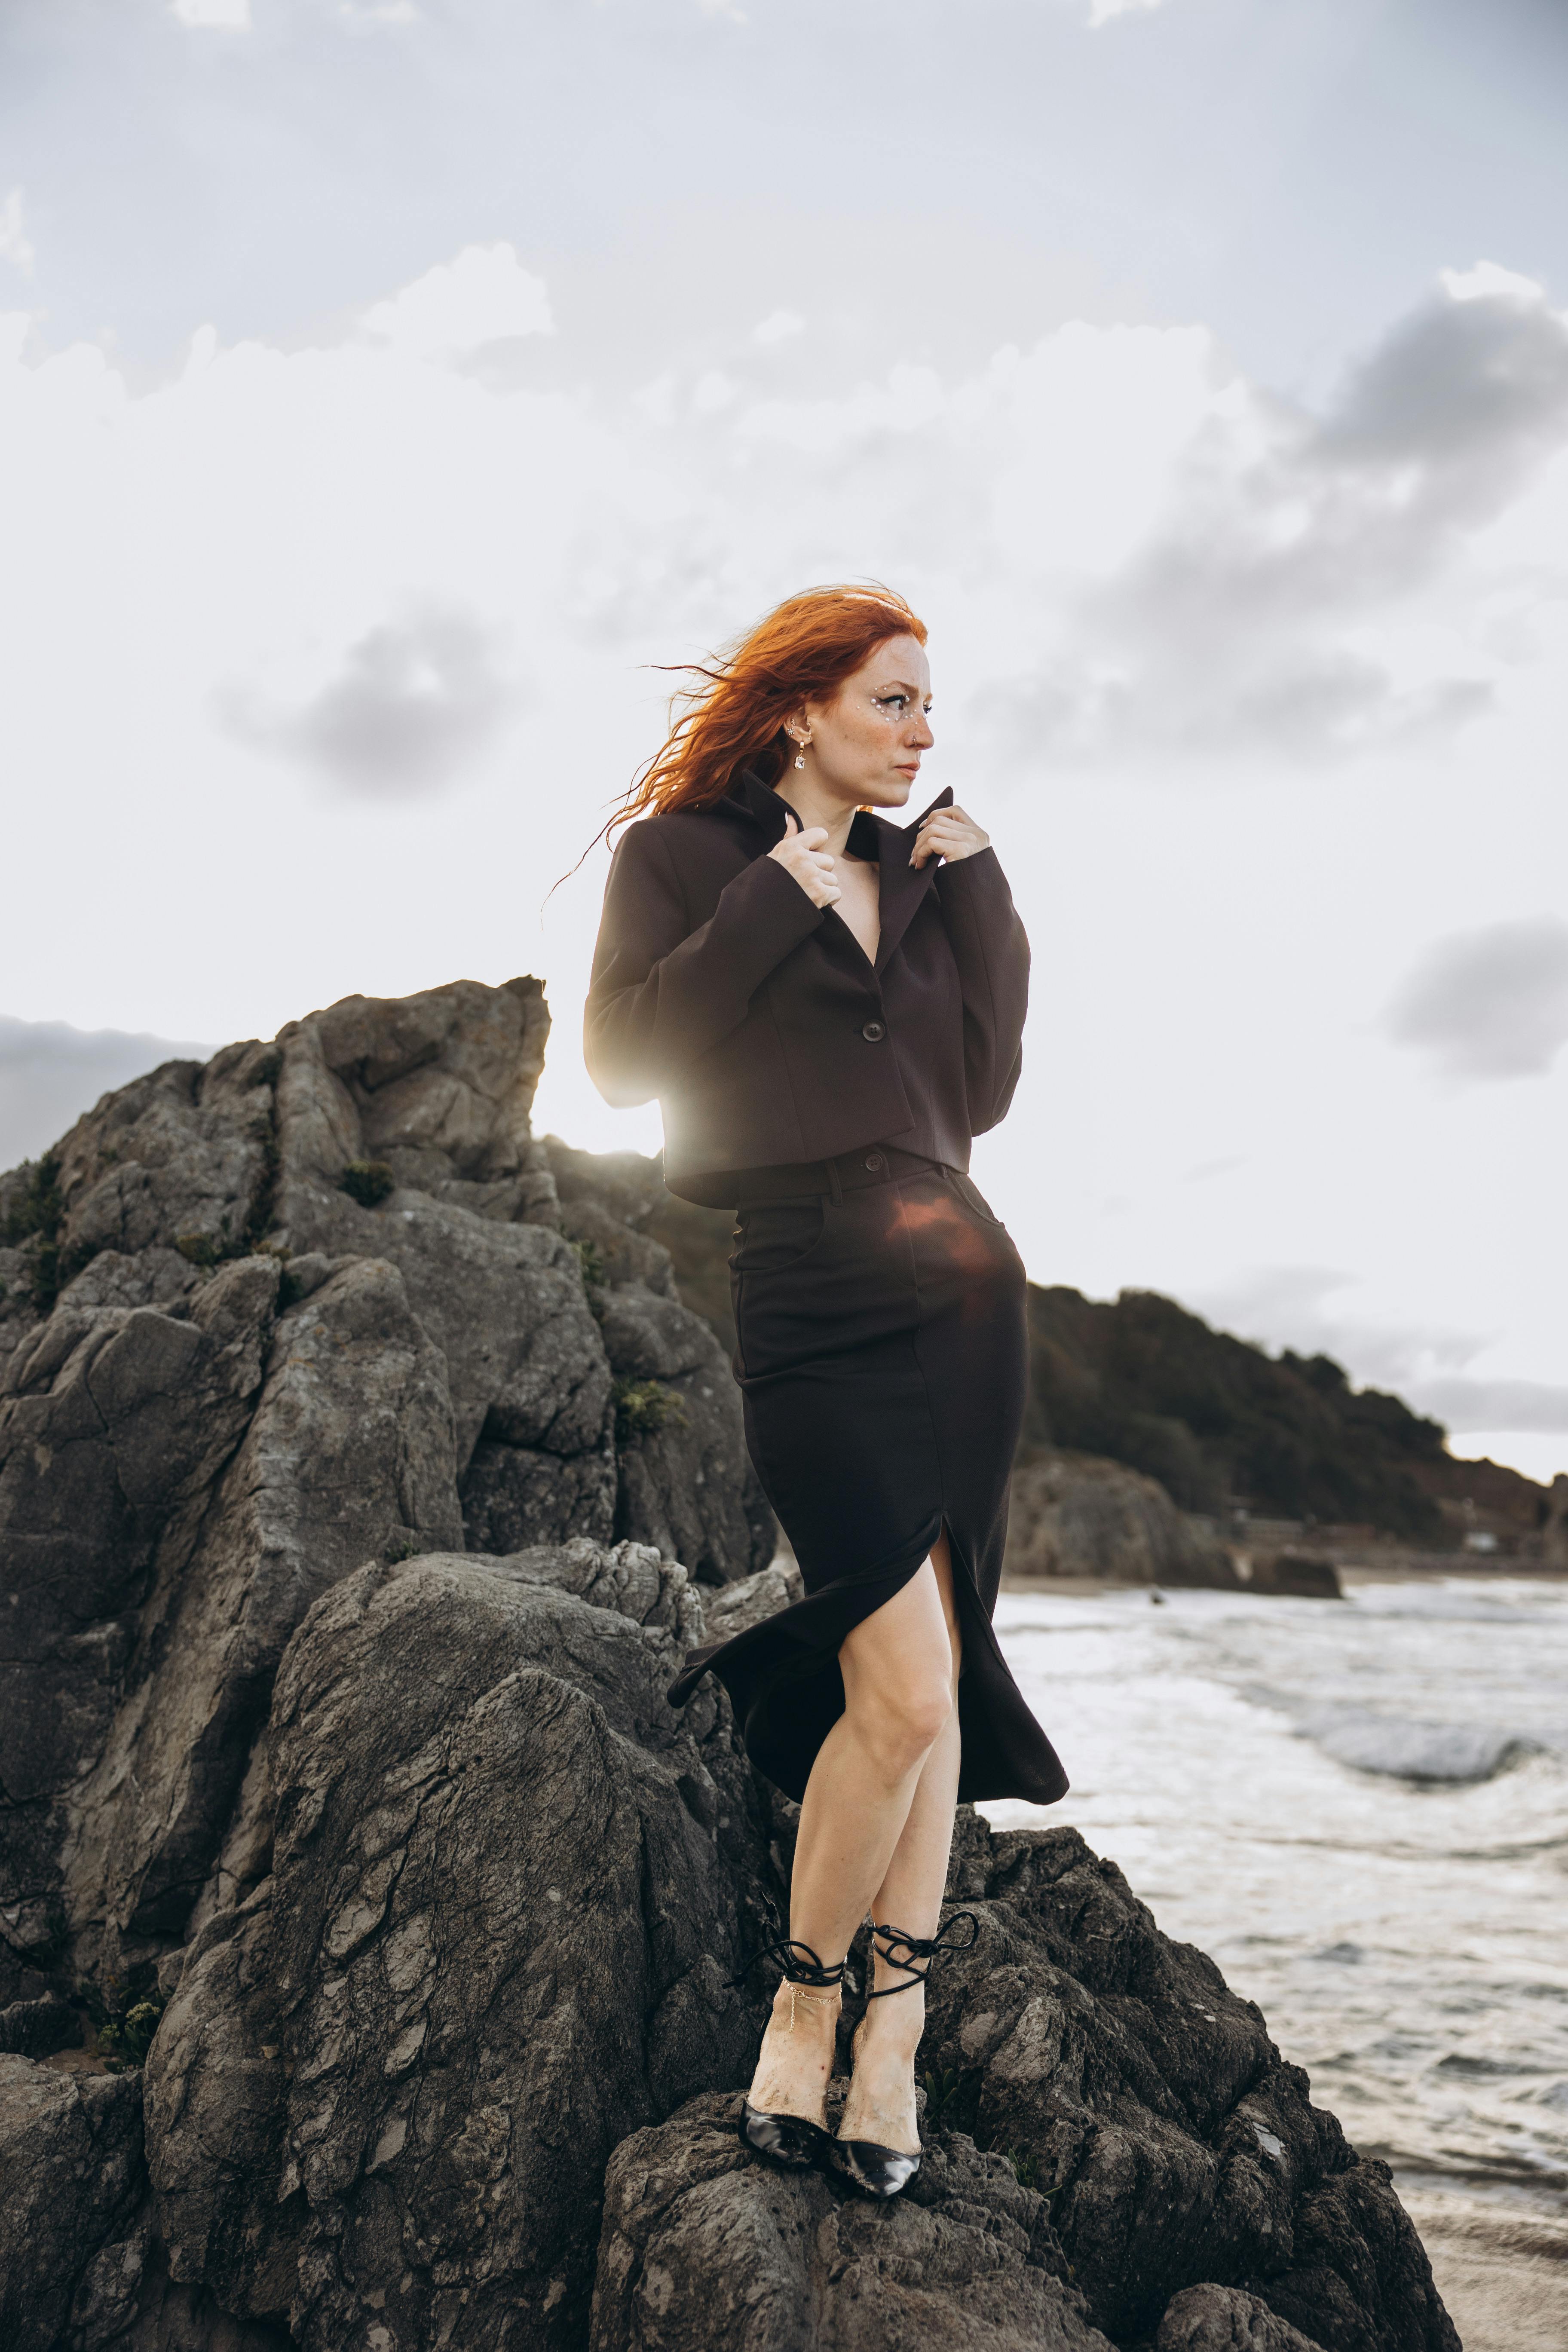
[0,979,771,2007]
[1004,1450,1240,1588]
[0,981,1458,2352]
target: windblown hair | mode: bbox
[602,583,927,846]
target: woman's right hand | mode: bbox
[769,825,841,908]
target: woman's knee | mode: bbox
[854,1675,954,1777]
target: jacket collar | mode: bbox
[723,765,797,845]
[724,768,952,974]
[869,787,952,972]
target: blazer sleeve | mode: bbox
[584,820,827,1106]
[934,846,1029,1133]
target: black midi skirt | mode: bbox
[667,1149,1069,1808]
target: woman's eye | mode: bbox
[878,695,908,712]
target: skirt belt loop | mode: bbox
[827,1156,844,1207]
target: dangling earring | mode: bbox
[794,735,808,771]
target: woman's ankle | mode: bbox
[750,1979,841,2118]
[767,1978,840,2034]
[856,1992,925,2059]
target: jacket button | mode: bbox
[861,1020,886,1042]
[865,1152,886,1172]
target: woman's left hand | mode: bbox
[910,804,990,868]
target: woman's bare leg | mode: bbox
[746,1534,962,2127]
[839,1706,962,2149]
[839,1534,962,2150]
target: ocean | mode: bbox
[986,1575,1568,2347]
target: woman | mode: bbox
[585,584,1067,2199]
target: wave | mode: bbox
[1300,1706,1540,1784]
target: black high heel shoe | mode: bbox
[732,1937,846,2171]
[832,1911,979,2199]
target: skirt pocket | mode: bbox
[730,1197,830,1276]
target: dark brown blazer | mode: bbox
[584,768,1029,1205]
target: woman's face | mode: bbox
[800,633,934,810]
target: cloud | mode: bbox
[169,0,251,25]
[1197,1265,1474,1380]
[1386,916,1568,1081]
[0,190,35,280]
[1016,269,1568,768]
[1190,1265,1568,1468]
[223,608,514,799]
[1416,1375,1568,1435]
[1323,262,1568,494]
[752,310,805,349]
[360,245,553,364]
[0,1017,214,1172]
[10,246,1562,836]
[1088,0,1164,22]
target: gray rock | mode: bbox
[1244,1552,1344,1600]
[699,1555,805,1643]
[612,1331,776,1588]
[60,1254,462,1969]
[46,1038,283,1275]
[0,2052,147,2352]
[7,979,751,1997]
[545,1138,669,1231]
[282,1187,609,1477]
[1159,2282,1329,2350]
[144,1548,782,2352]
[57,1249,200,1316]
[556,1195,678,1298]
[273,976,552,1199]
[142,1877,297,2325]
[590,2090,1117,2352]
[0,1254,283,1979]
[268,981,647,1563]
[0,1989,79,2056]
[107,2233,294,2352]
[541,1147,773,1587]
[486,1534,707,1649]
[596,1285,716,1383]
[918,1811,1458,2352]
[462,1431,618,1552]
[1005,1451,1241,1588]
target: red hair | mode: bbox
[605,582,927,844]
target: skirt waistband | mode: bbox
[734,1145,950,1207]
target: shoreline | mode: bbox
[1392,2177,1568,2352]
[1001,1559,1568,1596]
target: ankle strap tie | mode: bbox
[867,1911,980,2000]
[729,1936,846,1993]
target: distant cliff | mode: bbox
[1022,1287,1438,1539]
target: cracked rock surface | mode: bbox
[591,2090,1118,2352]
[144,1545,778,2352]
[0,2053,147,2352]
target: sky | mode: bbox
[2,0,1566,1483]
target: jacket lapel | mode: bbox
[723,766,795,845]
[872,787,952,973]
